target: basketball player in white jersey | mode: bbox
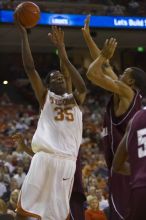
[14,16,86,220]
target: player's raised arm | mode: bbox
[82,15,117,80]
[15,15,47,107]
[82,15,100,60]
[60,59,72,94]
[48,26,72,94]
[48,26,87,104]
[87,38,117,78]
[87,38,133,98]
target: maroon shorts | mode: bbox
[126,187,146,220]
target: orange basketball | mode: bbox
[15,1,40,28]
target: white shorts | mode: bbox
[16,151,76,220]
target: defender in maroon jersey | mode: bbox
[84,21,146,219]
[113,109,146,220]
[102,90,142,220]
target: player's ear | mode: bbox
[128,75,135,87]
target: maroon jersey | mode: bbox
[102,90,142,220]
[127,109,146,189]
[103,90,142,169]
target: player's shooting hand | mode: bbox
[48,26,65,48]
[12,133,26,152]
[82,15,91,36]
[101,38,117,60]
[14,12,26,35]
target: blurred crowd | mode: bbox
[0,76,110,217]
[1,0,146,16]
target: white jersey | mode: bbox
[32,90,82,158]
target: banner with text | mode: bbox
[1,10,146,29]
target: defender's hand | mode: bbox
[101,38,117,60]
[82,15,91,36]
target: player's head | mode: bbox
[45,70,66,95]
[120,67,146,95]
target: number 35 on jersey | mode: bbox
[54,107,74,122]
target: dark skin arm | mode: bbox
[12,134,34,157]
[82,15,100,60]
[48,26,87,105]
[60,60,72,94]
[14,14,47,108]
[87,38,134,99]
[82,15,118,80]
[112,122,131,175]
[50,27,72,94]
[48,26,72,94]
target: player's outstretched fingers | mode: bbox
[82,14,91,35]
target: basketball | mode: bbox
[15,1,40,28]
